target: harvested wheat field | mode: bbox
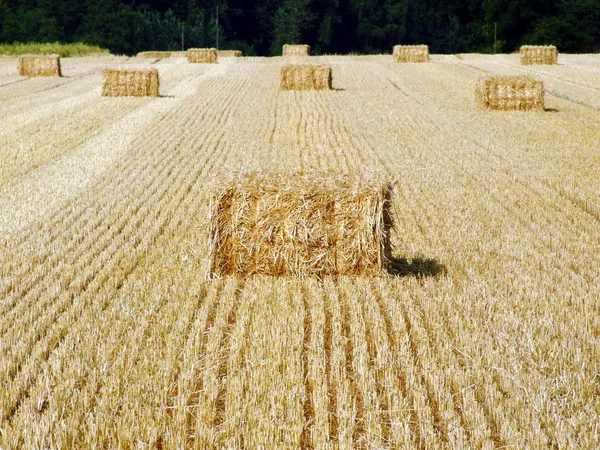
[1,52,600,449]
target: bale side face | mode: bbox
[138,51,172,59]
[217,50,243,57]
[209,171,393,278]
[101,68,160,97]
[187,48,218,63]
[280,65,332,91]
[17,55,62,77]
[520,46,558,65]
[475,76,544,111]
[393,45,429,63]
[282,44,311,56]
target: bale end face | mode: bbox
[475,75,544,111]
[17,54,62,77]
[282,44,311,56]
[187,48,218,63]
[520,46,558,65]
[208,171,394,278]
[280,64,332,91]
[101,68,160,97]
[393,45,429,63]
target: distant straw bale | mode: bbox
[520,46,558,65]
[208,171,394,278]
[475,75,544,111]
[283,44,311,56]
[217,50,243,57]
[137,51,172,59]
[17,54,62,77]
[187,48,218,63]
[281,64,332,91]
[393,45,429,63]
[102,68,160,97]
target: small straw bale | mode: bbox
[208,171,394,278]
[283,44,311,56]
[393,45,429,63]
[138,51,172,59]
[17,54,62,77]
[520,45,558,65]
[280,64,332,91]
[102,68,160,97]
[217,50,243,57]
[475,75,544,111]
[187,48,218,63]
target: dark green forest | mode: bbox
[0,0,598,55]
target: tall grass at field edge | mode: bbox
[0,42,110,57]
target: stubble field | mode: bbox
[0,52,599,449]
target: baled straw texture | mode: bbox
[280,64,332,91]
[217,50,243,57]
[187,48,218,63]
[102,68,160,97]
[393,45,429,63]
[171,51,189,57]
[17,54,62,77]
[208,171,394,278]
[283,44,311,56]
[520,45,558,65]
[137,51,172,59]
[475,75,544,111]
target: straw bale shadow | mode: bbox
[159,94,175,98]
[544,107,559,112]
[387,257,447,278]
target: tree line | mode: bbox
[0,0,598,56]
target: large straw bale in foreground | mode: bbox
[520,45,558,65]
[393,45,429,63]
[138,51,172,59]
[17,54,62,77]
[102,68,160,97]
[283,44,311,56]
[209,171,394,278]
[187,48,217,63]
[217,50,243,57]
[475,75,544,111]
[281,64,332,91]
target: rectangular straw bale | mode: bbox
[209,171,394,278]
[17,54,62,77]
[280,64,332,90]
[217,50,243,57]
[393,45,429,63]
[520,45,558,65]
[138,51,172,59]
[283,44,311,56]
[475,75,544,111]
[187,48,218,63]
[102,68,160,97]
